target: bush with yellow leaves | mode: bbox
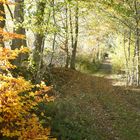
[0,47,54,139]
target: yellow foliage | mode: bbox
[0,28,25,41]
[0,31,55,140]
[0,47,29,71]
[0,47,54,139]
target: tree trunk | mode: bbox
[0,3,6,47]
[50,0,57,66]
[33,34,44,68]
[11,0,28,66]
[65,2,70,68]
[70,0,79,70]
[134,0,140,86]
[50,34,56,65]
[32,1,46,69]
[135,26,139,86]
[128,30,131,84]
[128,30,131,62]
[32,1,52,83]
[123,32,129,85]
[69,4,74,48]
[96,42,100,60]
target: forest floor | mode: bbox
[48,62,140,140]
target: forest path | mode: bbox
[51,68,140,140]
[99,58,112,74]
[96,58,127,87]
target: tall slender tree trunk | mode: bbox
[128,30,131,62]
[33,2,46,71]
[0,3,6,47]
[50,34,56,65]
[11,0,28,66]
[96,41,100,60]
[134,0,140,86]
[33,34,44,69]
[128,30,131,84]
[135,26,139,86]
[123,32,129,85]
[132,45,136,85]
[65,1,70,68]
[50,0,57,66]
[70,0,79,70]
[69,5,74,49]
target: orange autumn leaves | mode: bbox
[0,28,25,41]
[0,48,54,139]
[0,47,29,70]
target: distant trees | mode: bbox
[108,0,140,86]
[28,0,80,71]
[88,0,140,86]
[1,0,139,86]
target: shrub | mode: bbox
[0,47,54,139]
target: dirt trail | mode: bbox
[51,68,140,140]
[99,59,112,74]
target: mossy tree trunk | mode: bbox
[11,0,28,66]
